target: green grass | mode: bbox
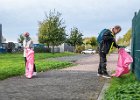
[0,52,76,60]
[0,52,76,80]
[104,73,140,100]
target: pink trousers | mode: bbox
[25,49,34,78]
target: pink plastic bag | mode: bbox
[112,48,133,77]
[25,49,34,79]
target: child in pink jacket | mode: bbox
[23,32,37,78]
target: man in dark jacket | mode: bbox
[98,25,121,78]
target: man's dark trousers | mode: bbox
[98,51,107,74]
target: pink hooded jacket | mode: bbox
[112,48,133,77]
[25,49,34,79]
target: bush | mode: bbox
[34,47,50,53]
[76,45,85,53]
[33,44,50,53]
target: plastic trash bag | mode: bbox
[112,48,133,77]
[25,49,34,78]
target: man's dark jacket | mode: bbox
[99,29,119,54]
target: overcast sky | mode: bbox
[0,0,140,42]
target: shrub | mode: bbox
[76,45,85,53]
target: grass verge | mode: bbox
[104,73,140,100]
[0,52,75,80]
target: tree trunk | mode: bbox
[47,44,49,48]
[47,43,50,52]
[52,45,54,54]
[74,45,76,53]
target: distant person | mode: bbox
[23,32,37,77]
[97,25,122,78]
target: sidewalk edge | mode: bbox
[97,80,110,100]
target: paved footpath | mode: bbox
[0,54,118,100]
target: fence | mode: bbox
[132,10,140,80]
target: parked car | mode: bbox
[81,49,96,54]
[0,43,6,53]
[12,43,23,53]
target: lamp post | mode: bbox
[0,24,2,44]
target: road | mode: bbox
[0,54,118,100]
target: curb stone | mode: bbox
[97,79,110,100]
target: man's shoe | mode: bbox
[97,73,103,76]
[102,73,111,79]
